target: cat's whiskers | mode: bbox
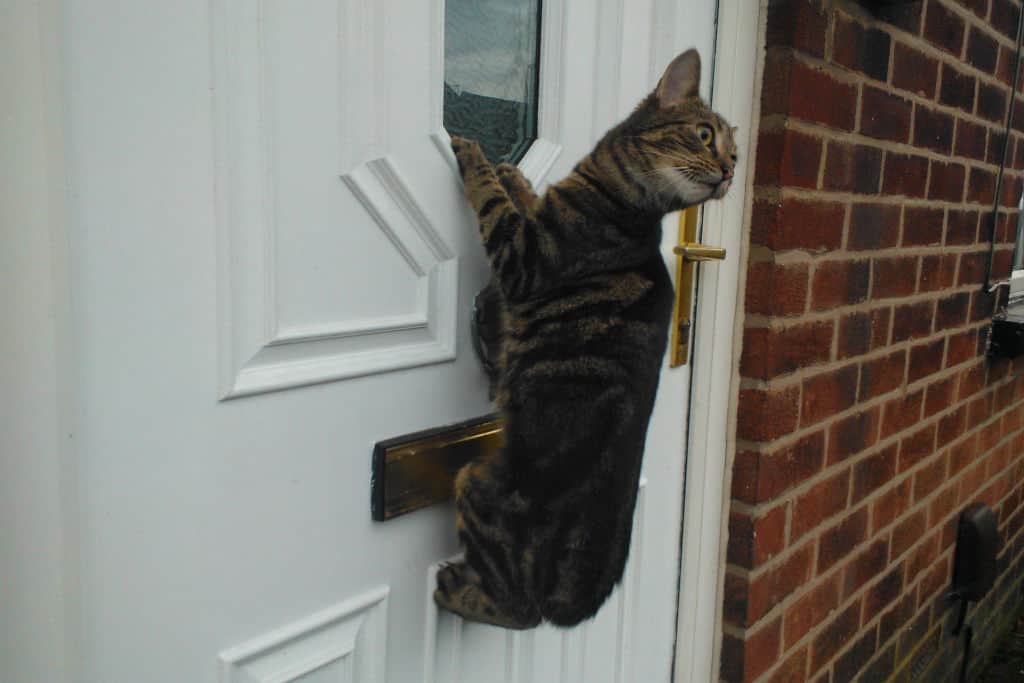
[636,165,688,179]
[650,165,718,206]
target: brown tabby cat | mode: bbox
[435,49,737,629]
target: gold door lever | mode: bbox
[670,208,727,367]
[674,244,727,262]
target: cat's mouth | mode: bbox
[711,178,731,199]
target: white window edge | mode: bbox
[1011,268,1024,301]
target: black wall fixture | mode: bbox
[951,503,998,607]
[948,503,999,682]
[990,306,1024,359]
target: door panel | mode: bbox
[213,0,461,398]
[60,0,717,681]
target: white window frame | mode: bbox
[1011,189,1024,301]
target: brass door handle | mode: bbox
[673,244,727,261]
[670,209,727,368]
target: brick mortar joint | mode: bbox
[928,0,1024,53]
[829,0,1005,47]
[744,520,1024,680]
[740,339,959,389]
[733,477,1024,683]
[746,244,1017,269]
[756,117,1024,176]
[728,450,1024,622]
[781,41,1021,126]
[736,356,1009,453]
[725,3,1024,676]
[760,185,1024,207]
[737,321,991,398]
[827,454,1024,683]
[728,401,1024,584]
[735,377,1022,508]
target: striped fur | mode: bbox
[434,49,737,629]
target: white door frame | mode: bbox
[673,1,763,681]
[1,1,79,683]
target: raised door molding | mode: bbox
[211,0,585,399]
[517,0,567,187]
[218,585,389,683]
[212,0,457,399]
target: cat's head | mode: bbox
[622,49,737,210]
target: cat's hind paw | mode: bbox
[435,562,465,598]
[434,561,541,630]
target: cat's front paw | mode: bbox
[449,135,472,152]
[450,136,484,174]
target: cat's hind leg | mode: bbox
[434,455,541,629]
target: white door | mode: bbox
[55,0,720,681]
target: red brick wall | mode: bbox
[722,1,1024,681]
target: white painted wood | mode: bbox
[1012,194,1024,298]
[590,0,626,141]
[219,586,388,683]
[0,1,78,682]
[529,0,568,189]
[4,0,732,680]
[674,2,764,682]
[212,0,458,398]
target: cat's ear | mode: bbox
[656,49,701,107]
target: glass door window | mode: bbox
[443,0,542,163]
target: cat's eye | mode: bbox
[697,125,714,146]
[443,0,543,164]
